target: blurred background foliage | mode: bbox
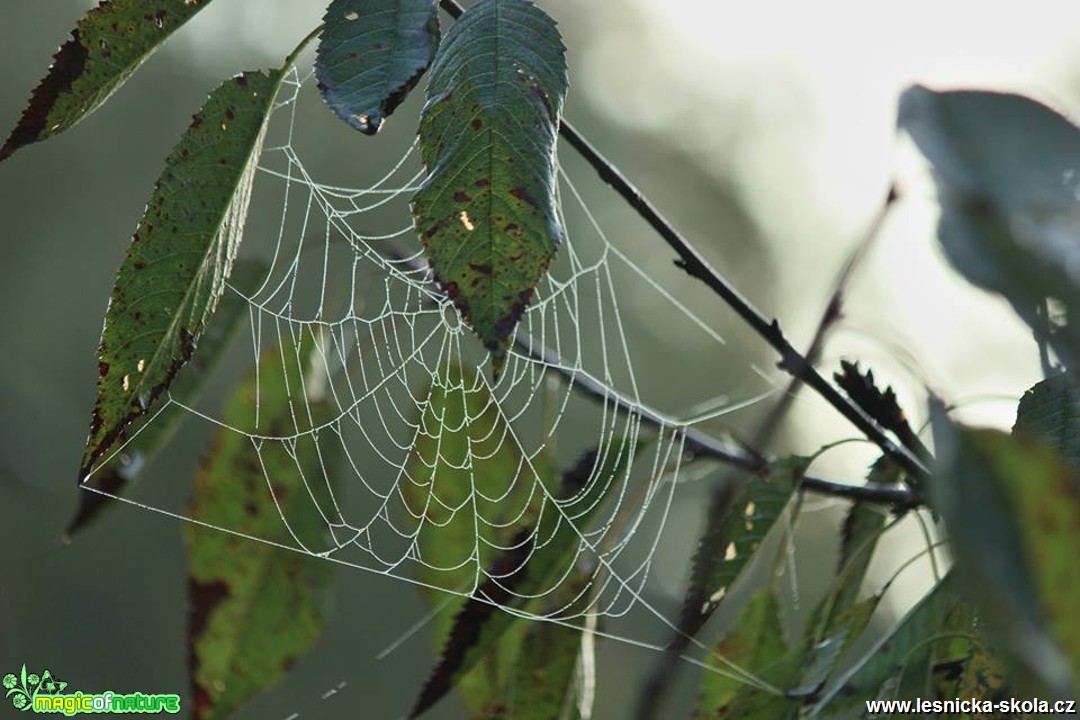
[1,1,1078,718]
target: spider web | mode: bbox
[81,68,790,703]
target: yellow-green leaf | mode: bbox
[409,439,634,718]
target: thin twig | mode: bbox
[749,184,901,460]
[436,0,930,486]
[517,336,915,506]
[634,185,906,720]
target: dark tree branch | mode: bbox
[557,117,929,483]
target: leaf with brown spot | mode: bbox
[1,0,214,162]
[412,0,568,377]
[65,261,265,538]
[77,67,290,485]
[186,332,341,720]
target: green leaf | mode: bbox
[898,86,1080,368]
[409,439,635,718]
[812,572,960,717]
[694,588,799,719]
[1014,372,1080,477]
[503,569,595,720]
[790,460,896,700]
[402,360,556,717]
[316,0,439,135]
[679,456,810,637]
[412,0,568,376]
[403,362,554,597]
[833,458,897,615]
[0,0,214,162]
[186,333,340,720]
[791,595,882,702]
[930,401,1080,699]
[65,261,265,538]
[77,68,289,484]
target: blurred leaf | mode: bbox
[694,587,800,719]
[403,362,551,597]
[812,573,960,717]
[0,0,214,162]
[833,458,897,614]
[77,68,289,484]
[958,634,1011,713]
[791,595,882,702]
[412,0,567,376]
[792,461,897,701]
[402,360,553,716]
[66,261,265,538]
[1015,372,1080,478]
[186,332,341,720]
[503,568,595,720]
[898,86,1080,369]
[316,0,439,135]
[930,401,1080,699]
[409,440,635,718]
[679,456,810,637]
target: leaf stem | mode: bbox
[283,23,325,71]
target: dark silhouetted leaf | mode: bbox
[1,0,214,162]
[186,333,341,720]
[899,86,1080,369]
[77,68,289,485]
[316,0,439,135]
[834,361,926,461]
[930,401,1080,699]
[412,0,568,376]
[679,456,810,637]
[409,440,634,718]
[812,572,960,717]
[1015,372,1080,479]
[65,261,265,538]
